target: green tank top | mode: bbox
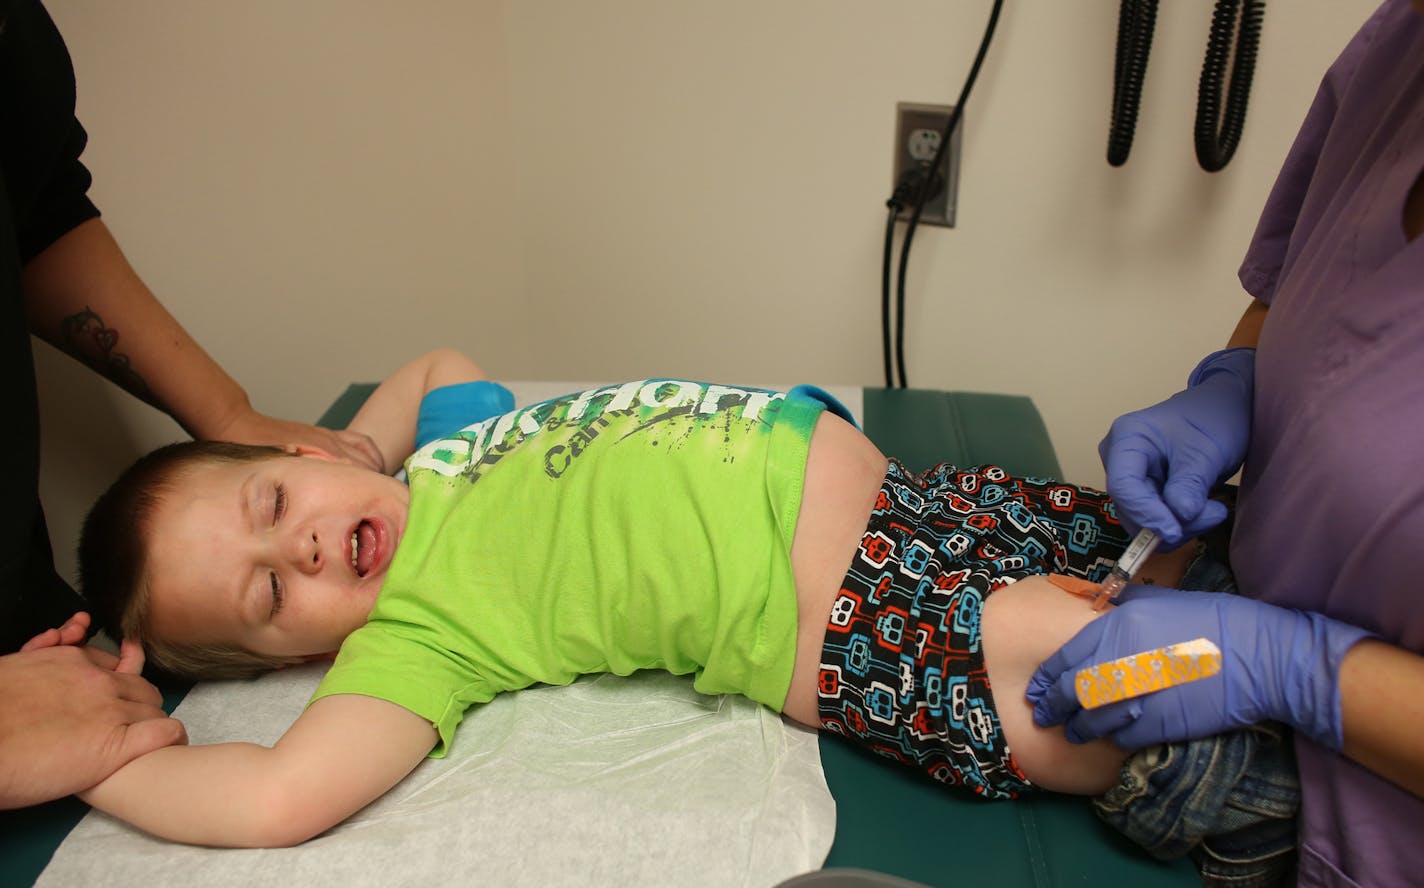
[312,380,835,754]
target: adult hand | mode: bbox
[1099,348,1255,548]
[211,410,383,471]
[20,220,383,472]
[20,611,91,651]
[1026,585,1372,751]
[0,640,187,809]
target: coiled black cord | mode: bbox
[1195,0,1265,172]
[1107,0,1158,167]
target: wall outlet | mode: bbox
[893,102,960,227]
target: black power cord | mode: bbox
[882,0,1004,389]
[883,167,940,388]
[881,203,901,390]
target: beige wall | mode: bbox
[38,1,1378,585]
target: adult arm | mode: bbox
[1026,585,1424,799]
[0,638,185,809]
[1224,299,1268,349]
[1098,301,1267,547]
[79,691,436,847]
[1337,640,1424,799]
[343,349,494,474]
[21,218,381,468]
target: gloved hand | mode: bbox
[1099,347,1256,548]
[1026,585,1373,751]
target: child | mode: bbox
[77,350,1292,876]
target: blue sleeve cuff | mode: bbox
[415,381,515,449]
[787,384,859,428]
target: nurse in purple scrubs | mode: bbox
[1028,2,1424,885]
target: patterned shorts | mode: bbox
[816,459,1130,800]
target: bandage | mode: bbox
[1074,638,1222,709]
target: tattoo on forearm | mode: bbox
[60,308,152,400]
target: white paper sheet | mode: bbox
[40,667,834,888]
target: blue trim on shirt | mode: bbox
[787,384,858,428]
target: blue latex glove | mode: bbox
[1026,585,1373,751]
[1099,348,1255,548]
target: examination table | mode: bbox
[0,385,1196,887]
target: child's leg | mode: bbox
[980,575,1130,794]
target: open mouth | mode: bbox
[350,520,378,577]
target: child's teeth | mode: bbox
[351,531,359,569]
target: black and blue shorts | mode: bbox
[816,459,1130,800]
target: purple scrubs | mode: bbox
[1233,2,1424,884]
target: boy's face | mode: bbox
[143,451,410,659]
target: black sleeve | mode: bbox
[0,191,88,651]
[0,0,102,262]
[0,0,102,652]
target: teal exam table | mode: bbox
[0,386,1195,888]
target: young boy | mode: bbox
[76,350,1290,873]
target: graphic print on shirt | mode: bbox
[407,380,787,486]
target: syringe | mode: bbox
[1091,528,1161,611]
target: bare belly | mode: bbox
[781,412,887,727]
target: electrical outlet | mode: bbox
[893,102,960,227]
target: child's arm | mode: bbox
[79,694,436,847]
[345,349,490,474]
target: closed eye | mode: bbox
[273,483,287,524]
